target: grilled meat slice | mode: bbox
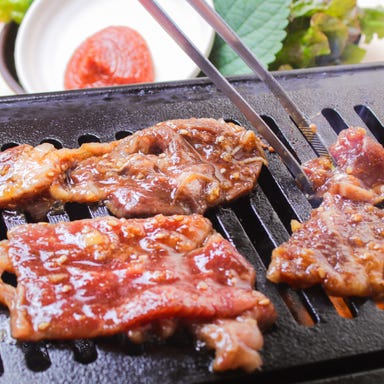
[51,118,265,217]
[303,127,384,203]
[0,141,116,215]
[330,127,384,190]
[0,119,265,218]
[0,143,65,208]
[194,304,275,372]
[267,193,384,298]
[0,214,275,371]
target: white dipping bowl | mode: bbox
[15,0,215,93]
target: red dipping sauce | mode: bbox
[64,26,155,90]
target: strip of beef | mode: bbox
[50,118,265,217]
[0,143,65,208]
[330,127,384,190]
[0,214,276,371]
[267,193,384,298]
[0,141,116,217]
[0,119,265,218]
[303,127,384,203]
[194,305,274,372]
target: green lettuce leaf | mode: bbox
[270,0,371,69]
[311,12,349,65]
[360,7,384,43]
[0,0,33,24]
[209,0,291,75]
[340,42,366,64]
[272,22,330,68]
[326,0,356,19]
[290,0,327,19]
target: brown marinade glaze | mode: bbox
[268,127,384,298]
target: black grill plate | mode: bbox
[0,63,383,384]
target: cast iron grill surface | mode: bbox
[0,64,383,384]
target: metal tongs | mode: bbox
[138,0,330,195]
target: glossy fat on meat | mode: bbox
[330,127,384,190]
[196,316,263,372]
[267,193,384,298]
[0,214,275,349]
[194,305,275,372]
[50,118,265,217]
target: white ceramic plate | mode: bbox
[15,0,215,93]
